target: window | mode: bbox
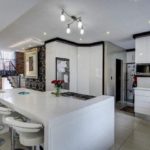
[0,51,15,70]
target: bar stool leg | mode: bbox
[10,127,15,150]
[31,146,36,150]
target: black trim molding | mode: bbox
[133,31,150,39]
[45,37,104,47]
[126,49,135,52]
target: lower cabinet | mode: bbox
[134,89,150,116]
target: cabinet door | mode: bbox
[127,52,135,63]
[77,47,90,94]
[135,37,150,64]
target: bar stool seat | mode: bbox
[0,106,12,147]
[19,131,43,147]
[3,116,44,149]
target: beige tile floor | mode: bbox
[112,110,150,150]
[0,110,150,150]
[0,132,28,150]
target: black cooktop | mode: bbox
[61,92,95,100]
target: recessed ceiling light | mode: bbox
[139,52,143,56]
[106,31,110,35]
[43,32,47,36]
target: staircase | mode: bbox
[0,61,24,88]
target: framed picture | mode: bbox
[25,48,38,79]
[56,57,70,90]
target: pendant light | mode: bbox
[60,10,65,22]
[60,9,85,35]
[80,27,84,35]
[66,24,71,34]
[78,18,83,29]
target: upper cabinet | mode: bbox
[135,36,150,64]
[127,51,135,63]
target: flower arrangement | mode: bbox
[51,80,64,96]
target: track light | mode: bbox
[80,27,84,35]
[66,25,71,34]
[60,10,65,22]
[78,19,83,29]
[60,9,85,35]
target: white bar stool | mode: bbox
[4,116,44,150]
[0,106,12,146]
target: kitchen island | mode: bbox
[0,88,114,150]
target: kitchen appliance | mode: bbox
[136,64,150,76]
[61,92,95,100]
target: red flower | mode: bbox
[51,80,64,87]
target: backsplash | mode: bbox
[25,46,46,91]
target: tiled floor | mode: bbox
[0,110,150,150]
[113,110,150,150]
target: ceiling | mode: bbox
[0,0,150,51]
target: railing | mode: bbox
[0,60,21,88]
[8,61,21,88]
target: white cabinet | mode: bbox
[77,47,90,94]
[127,52,135,63]
[77,46,103,96]
[134,88,150,116]
[135,37,150,63]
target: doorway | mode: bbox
[116,59,122,102]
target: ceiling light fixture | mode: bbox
[60,9,85,35]
[106,31,110,35]
[78,18,83,29]
[60,10,66,22]
[66,24,71,34]
[80,27,84,35]
[43,32,47,36]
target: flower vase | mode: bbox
[55,86,61,97]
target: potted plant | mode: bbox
[51,80,64,96]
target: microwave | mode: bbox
[136,64,150,75]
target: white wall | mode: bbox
[105,42,126,102]
[46,42,78,91]
[46,41,103,96]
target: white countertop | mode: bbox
[0,88,112,124]
[134,87,150,91]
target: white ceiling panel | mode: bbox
[0,0,150,50]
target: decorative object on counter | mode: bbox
[18,92,30,95]
[51,80,64,96]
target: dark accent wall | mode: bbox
[25,46,46,91]
[16,52,25,74]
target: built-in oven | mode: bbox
[136,64,150,76]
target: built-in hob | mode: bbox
[61,92,95,100]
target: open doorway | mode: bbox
[116,59,123,102]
